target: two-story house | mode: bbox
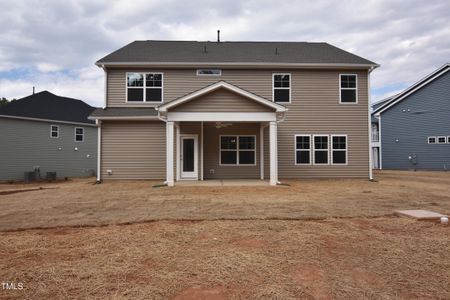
[89,40,378,186]
[371,63,450,170]
[0,91,97,181]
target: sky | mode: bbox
[0,0,449,107]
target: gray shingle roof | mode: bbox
[97,41,378,66]
[0,91,96,124]
[89,108,158,119]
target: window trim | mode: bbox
[339,74,358,104]
[428,136,436,144]
[437,136,447,144]
[312,134,330,165]
[50,125,59,138]
[74,127,84,142]
[294,134,312,165]
[196,69,222,76]
[219,135,257,166]
[331,134,348,165]
[272,73,291,103]
[125,72,164,103]
[447,136,450,144]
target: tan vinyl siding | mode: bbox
[101,121,165,179]
[203,122,261,179]
[106,68,369,179]
[172,88,273,112]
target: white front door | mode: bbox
[180,135,198,179]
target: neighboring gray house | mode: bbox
[0,91,98,181]
[372,63,450,170]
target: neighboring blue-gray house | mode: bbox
[372,63,450,170]
[0,91,98,181]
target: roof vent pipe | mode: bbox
[275,47,279,55]
[32,86,35,94]
[217,30,220,42]
[203,45,207,53]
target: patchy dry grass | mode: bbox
[0,170,449,231]
[0,218,449,299]
[0,171,449,299]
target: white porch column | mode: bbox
[260,123,264,180]
[269,121,278,185]
[166,121,175,186]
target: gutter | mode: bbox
[95,62,380,69]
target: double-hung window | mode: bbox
[437,136,446,144]
[220,136,256,165]
[295,135,311,165]
[428,136,436,144]
[331,135,347,164]
[127,72,163,102]
[273,74,290,103]
[313,135,329,165]
[50,125,59,138]
[340,74,357,103]
[75,127,84,142]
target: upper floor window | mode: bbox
[50,125,59,138]
[340,74,357,104]
[428,136,436,144]
[75,127,84,142]
[197,69,221,76]
[127,72,163,102]
[437,136,446,144]
[273,74,291,103]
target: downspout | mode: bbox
[368,66,375,181]
[96,119,102,183]
[155,107,171,185]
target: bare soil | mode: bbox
[0,170,449,231]
[0,218,449,299]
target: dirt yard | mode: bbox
[1,170,450,231]
[1,218,449,299]
[0,171,449,299]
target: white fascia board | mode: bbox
[167,112,277,122]
[376,65,450,115]
[96,62,379,69]
[158,81,286,112]
[0,115,97,127]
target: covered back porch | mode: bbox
[158,81,286,186]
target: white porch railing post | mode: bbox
[269,121,278,185]
[166,121,175,186]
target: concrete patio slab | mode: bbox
[175,179,270,187]
[395,209,448,220]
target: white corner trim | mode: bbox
[367,68,373,180]
[157,81,286,112]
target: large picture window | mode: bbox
[331,135,347,164]
[313,135,329,165]
[340,74,357,103]
[273,74,291,103]
[295,135,311,165]
[127,72,163,102]
[220,136,256,165]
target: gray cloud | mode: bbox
[0,0,449,106]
